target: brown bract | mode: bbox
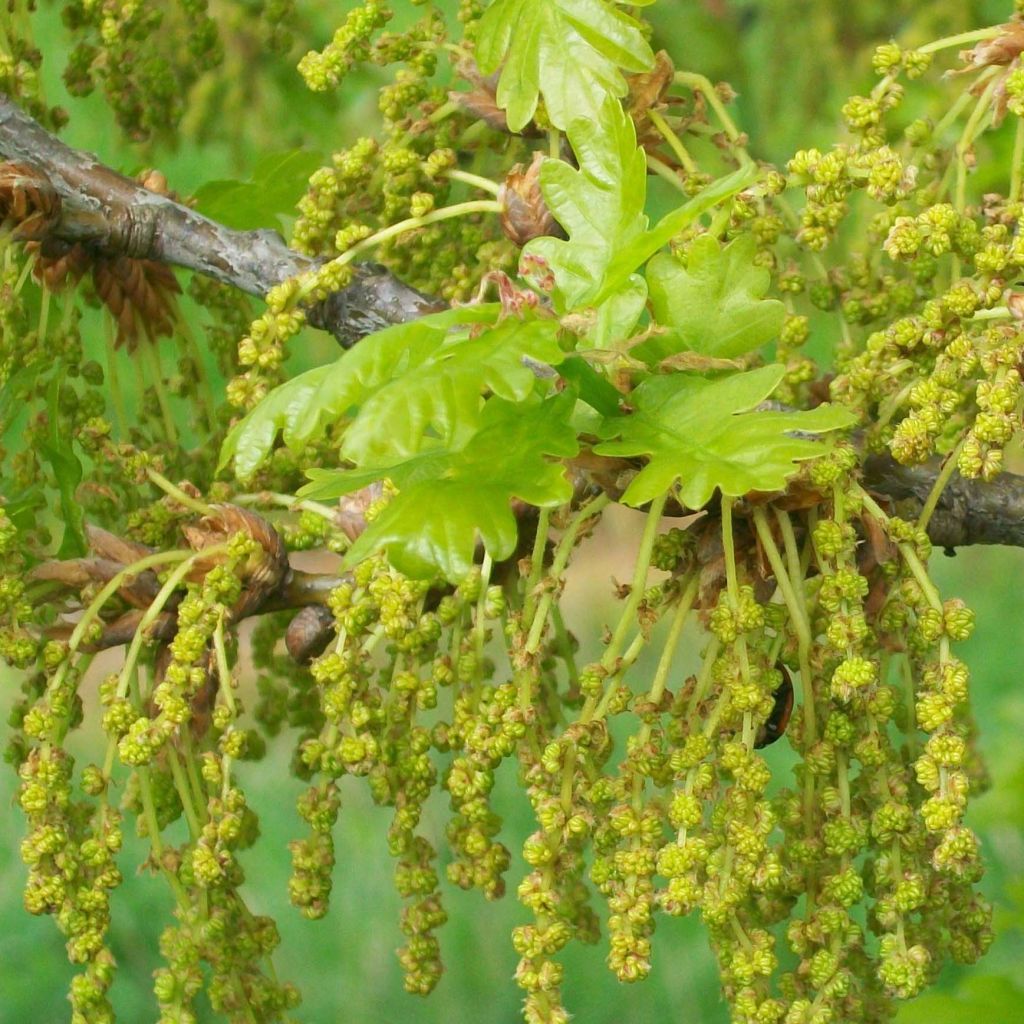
[952,21,1024,126]
[0,160,60,239]
[499,152,562,247]
[450,71,509,133]
[335,482,384,542]
[0,159,184,349]
[181,503,290,617]
[450,60,542,136]
[957,22,1024,69]
[48,168,182,350]
[627,50,676,153]
[31,523,161,612]
[90,253,182,350]
[1006,290,1024,320]
[32,526,172,650]
[33,507,341,653]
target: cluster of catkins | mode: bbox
[0,2,1014,1023]
[228,0,518,411]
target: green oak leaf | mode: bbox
[1,482,46,535]
[220,304,553,480]
[524,100,756,311]
[300,393,579,581]
[219,361,332,482]
[524,98,648,310]
[342,314,563,464]
[595,365,856,508]
[0,360,44,433]
[637,234,786,362]
[592,165,756,305]
[192,148,324,231]
[476,0,653,131]
[558,356,622,416]
[583,275,648,349]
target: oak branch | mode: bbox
[2,94,1024,550]
[0,94,442,346]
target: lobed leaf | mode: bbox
[301,393,579,581]
[341,314,563,464]
[558,356,622,416]
[476,0,653,131]
[592,163,757,305]
[524,97,649,310]
[596,365,857,509]
[220,304,536,480]
[525,100,757,312]
[638,234,786,362]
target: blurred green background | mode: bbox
[4,1,1024,1022]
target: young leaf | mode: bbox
[558,356,623,416]
[525,98,649,310]
[1,482,46,535]
[637,234,786,362]
[583,276,648,349]
[219,362,333,481]
[192,148,325,231]
[220,305,503,480]
[0,360,44,434]
[39,373,86,557]
[592,163,757,304]
[525,100,756,311]
[476,0,653,131]
[301,394,579,581]
[595,365,856,509]
[341,315,563,464]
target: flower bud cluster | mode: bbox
[444,678,517,900]
[13,633,123,1020]
[18,742,123,980]
[786,98,912,254]
[61,0,226,141]
[779,474,990,1011]
[901,565,992,971]
[781,483,897,1016]
[499,538,675,1022]
[512,723,607,1024]
[154,892,298,1022]
[288,782,340,919]
[228,278,309,411]
[0,506,39,668]
[297,1,391,92]
[10,506,305,1019]
[290,5,516,303]
[293,555,492,994]
[820,76,1024,479]
[661,578,787,1022]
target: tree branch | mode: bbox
[568,451,1024,550]
[4,96,1024,552]
[0,94,443,346]
[862,452,1024,550]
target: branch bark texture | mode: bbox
[862,453,1024,550]
[0,94,442,345]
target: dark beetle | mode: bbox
[755,665,794,749]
